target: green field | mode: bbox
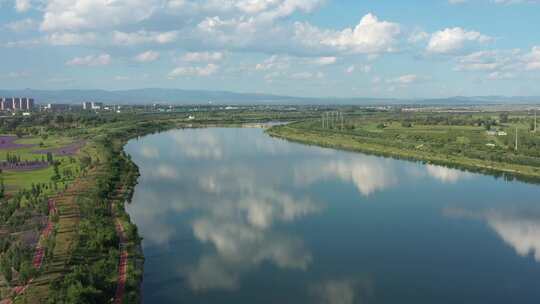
[268,111,540,182]
[0,135,83,192]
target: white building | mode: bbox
[83,102,104,110]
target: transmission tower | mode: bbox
[535,109,537,133]
[515,127,519,152]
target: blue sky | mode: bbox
[0,0,539,98]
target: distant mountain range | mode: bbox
[1,89,539,105]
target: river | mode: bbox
[125,127,540,304]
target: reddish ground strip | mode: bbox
[32,141,87,156]
[114,219,129,304]
[32,219,54,269]
[0,136,35,150]
[115,251,128,304]
[0,200,57,304]
[0,161,49,172]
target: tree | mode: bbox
[52,163,61,182]
[19,261,34,283]
[500,113,509,123]
[0,178,5,199]
[0,255,12,283]
[46,152,54,164]
[401,121,413,128]
[55,115,64,126]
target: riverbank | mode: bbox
[6,117,178,303]
[267,123,540,184]
[0,110,312,303]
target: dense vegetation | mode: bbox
[0,112,165,303]
[269,109,540,182]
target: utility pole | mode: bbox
[341,112,344,130]
[535,109,537,133]
[327,112,330,129]
[515,127,519,152]
[328,112,331,129]
[326,112,329,129]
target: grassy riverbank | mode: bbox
[268,117,540,183]
[40,117,179,304]
[0,113,177,303]
[1,109,308,303]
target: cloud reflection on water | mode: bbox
[186,167,319,291]
[133,130,478,293]
[487,213,540,262]
[140,146,160,159]
[189,217,313,291]
[294,157,397,196]
[130,158,320,291]
[310,278,374,304]
[425,164,472,184]
[170,130,225,160]
[445,207,540,262]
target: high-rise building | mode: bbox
[26,98,34,110]
[21,97,34,110]
[1,97,14,111]
[14,98,21,110]
[0,97,36,111]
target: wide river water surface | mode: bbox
[125,127,540,304]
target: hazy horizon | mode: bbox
[2,88,540,105]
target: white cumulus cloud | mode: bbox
[524,46,540,70]
[41,0,162,31]
[112,30,179,45]
[46,32,98,46]
[295,13,401,54]
[427,27,491,54]
[388,74,420,85]
[169,64,219,78]
[15,0,31,12]
[182,52,224,62]
[312,56,337,65]
[134,50,160,63]
[66,54,111,66]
